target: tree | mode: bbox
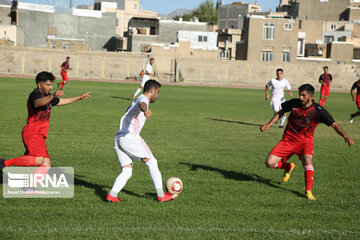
[172,0,218,25]
[192,0,218,25]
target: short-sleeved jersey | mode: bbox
[116,94,149,137]
[143,64,152,82]
[61,61,70,72]
[319,73,332,87]
[266,78,291,100]
[281,98,335,142]
[351,80,360,96]
[22,89,60,137]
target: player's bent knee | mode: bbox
[141,158,151,163]
[35,157,45,166]
[43,158,51,168]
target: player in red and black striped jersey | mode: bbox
[58,56,72,90]
[319,66,333,107]
[350,79,360,123]
[0,71,91,177]
[260,84,354,200]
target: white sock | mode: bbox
[133,88,142,97]
[280,116,286,126]
[145,158,164,197]
[109,167,132,197]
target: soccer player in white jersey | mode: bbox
[132,58,155,100]
[107,80,177,203]
[265,68,293,128]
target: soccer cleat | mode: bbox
[282,163,295,183]
[350,114,354,124]
[158,192,178,202]
[305,190,316,200]
[132,95,136,100]
[0,158,6,170]
[106,194,121,203]
[57,83,60,89]
[279,125,284,128]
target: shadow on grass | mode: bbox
[208,118,262,127]
[74,176,156,201]
[110,96,132,101]
[180,162,303,197]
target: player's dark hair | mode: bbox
[276,68,283,73]
[323,66,328,69]
[298,84,315,95]
[143,79,161,93]
[67,56,70,59]
[150,58,154,61]
[35,71,56,84]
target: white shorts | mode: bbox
[270,97,285,112]
[141,76,150,87]
[113,134,154,167]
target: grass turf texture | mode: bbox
[0,77,359,239]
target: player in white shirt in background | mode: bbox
[265,68,293,128]
[132,58,155,100]
[107,80,177,203]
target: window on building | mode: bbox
[284,23,293,31]
[51,42,56,48]
[331,24,336,30]
[324,35,334,44]
[198,35,208,42]
[116,19,120,27]
[297,38,304,56]
[261,51,273,62]
[263,23,275,40]
[62,42,70,49]
[320,0,328,2]
[134,4,137,9]
[219,50,230,59]
[282,51,290,62]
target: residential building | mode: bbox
[237,15,299,63]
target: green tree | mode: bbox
[192,0,218,25]
[172,0,218,25]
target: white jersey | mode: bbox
[115,94,149,138]
[266,78,291,101]
[143,63,152,82]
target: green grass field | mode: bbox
[0,77,359,239]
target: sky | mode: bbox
[20,0,279,15]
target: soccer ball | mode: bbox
[165,177,183,195]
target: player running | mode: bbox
[0,72,91,179]
[319,66,333,107]
[58,56,72,90]
[132,58,155,100]
[265,68,292,128]
[107,80,177,203]
[350,79,360,123]
[260,84,354,200]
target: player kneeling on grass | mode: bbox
[0,71,91,180]
[260,84,354,200]
[107,80,177,203]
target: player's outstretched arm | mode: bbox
[331,122,354,146]
[34,90,64,108]
[260,110,285,132]
[288,90,293,96]
[57,92,91,106]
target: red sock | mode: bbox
[4,155,36,167]
[274,159,291,170]
[304,165,314,192]
[319,98,324,106]
[60,84,65,90]
[33,165,50,184]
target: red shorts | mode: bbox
[356,95,360,110]
[22,132,50,158]
[61,71,68,81]
[270,140,313,161]
[320,85,330,96]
